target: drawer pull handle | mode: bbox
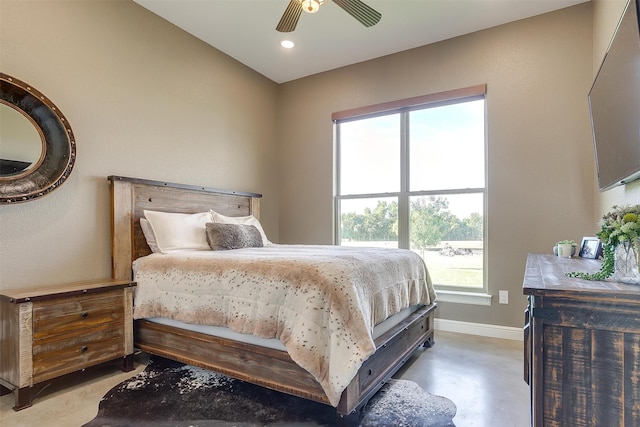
[80,312,89,318]
[81,346,88,353]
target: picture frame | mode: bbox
[579,237,602,259]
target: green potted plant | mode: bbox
[567,205,640,282]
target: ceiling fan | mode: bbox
[276,0,382,33]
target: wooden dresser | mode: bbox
[523,254,640,427]
[0,279,136,410]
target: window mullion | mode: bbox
[398,112,410,250]
[334,123,341,244]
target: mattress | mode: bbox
[145,304,421,352]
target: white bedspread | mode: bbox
[132,244,435,406]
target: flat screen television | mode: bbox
[588,0,640,191]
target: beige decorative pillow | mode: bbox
[206,223,264,251]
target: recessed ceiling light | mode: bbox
[280,40,295,49]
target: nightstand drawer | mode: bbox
[32,322,125,382]
[32,291,124,340]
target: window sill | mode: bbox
[435,289,492,306]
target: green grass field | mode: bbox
[342,240,484,289]
[422,250,483,288]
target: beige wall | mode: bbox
[592,0,640,213]
[0,1,279,288]
[2,1,632,329]
[277,3,595,328]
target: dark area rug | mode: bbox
[84,355,456,427]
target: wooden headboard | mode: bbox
[109,176,262,280]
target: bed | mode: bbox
[109,175,437,426]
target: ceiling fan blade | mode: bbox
[332,0,381,27]
[276,0,303,32]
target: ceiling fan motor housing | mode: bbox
[276,0,381,33]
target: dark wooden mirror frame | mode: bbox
[0,73,75,204]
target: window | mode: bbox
[334,86,486,290]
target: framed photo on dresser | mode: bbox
[579,237,602,259]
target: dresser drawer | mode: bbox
[32,291,124,340]
[32,322,125,383]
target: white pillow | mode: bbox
[210,210,271,246]
[140,218,160,253]
[143,210,212,253]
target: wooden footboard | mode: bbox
[135,303,436,425]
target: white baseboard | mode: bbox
[435,318,523,341]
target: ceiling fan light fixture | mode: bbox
[299,0,325,14]
[280,40,295,48]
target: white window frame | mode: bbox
[333,85,488,295]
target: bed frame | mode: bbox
[109,175,436,426]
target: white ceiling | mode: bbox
[134,0,590,84]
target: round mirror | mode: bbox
[1,102,44,176]
[0,73,76,203]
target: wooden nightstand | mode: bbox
[0,279,136,410]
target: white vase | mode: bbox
[613,240,640,284]
[557,243,573,258]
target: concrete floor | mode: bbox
[0,331,529,427]
[397,331,529,427]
